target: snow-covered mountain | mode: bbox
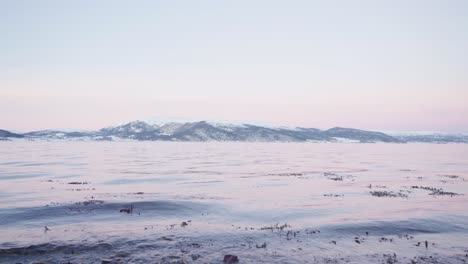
[96,121,400,142]
[1,121,467,143]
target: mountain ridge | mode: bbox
[1,121,467,143]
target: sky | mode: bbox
[1,0,467,132]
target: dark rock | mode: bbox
[119,204,133,214]
[223,254,239,263]
[370,191,408,198]
[68,181,89,185]
[191,254,201,261]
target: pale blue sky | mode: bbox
[1,0,467,132]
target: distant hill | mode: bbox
[0,129,24,139]
[97,121,403,142]
[325,127,399,143]
[2,121,467,143]
[389,132,468,144]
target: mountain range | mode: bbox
[1,121,467,143]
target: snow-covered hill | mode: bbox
[387,131,468,144]
[2,121,467,143]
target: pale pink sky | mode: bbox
[1,1,467,132]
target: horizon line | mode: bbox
[3,118,468,135]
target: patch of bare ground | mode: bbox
[410,186,462,197]
[370,191,408,198]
